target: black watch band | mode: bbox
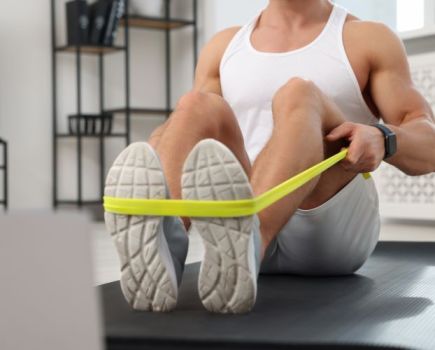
[373,124,397,159]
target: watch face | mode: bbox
[385,132,397,158]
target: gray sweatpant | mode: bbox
[260,174,380,276]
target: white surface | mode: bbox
[396,0,424,32]
[0,0,52,209]
[130,0,164,17]
[0,213,102,350]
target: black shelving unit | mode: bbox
[0,138,8,210]
[51,0,198,208]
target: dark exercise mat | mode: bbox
[100,242,435,350]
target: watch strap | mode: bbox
[373,124,397,159]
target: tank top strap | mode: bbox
[219,13,261,73]
[311,4,348,54]
[326,5,348,40]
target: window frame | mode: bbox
[399,0,435,40]
[424,0,435,28]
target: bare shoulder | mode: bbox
[343,17,406,68]
[211,27,242,47]
[194,27,241,92]
[345,17,401,45]
[198,27,241,68]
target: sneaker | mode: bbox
[104,142,188,312]
[181,139,261,314]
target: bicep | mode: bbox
[369,25,433,125]
[193,35,221,94]
[193,51,222,95]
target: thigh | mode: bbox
[152,91,252,176]
[261,174,380,276]
[271,78,360,211]
[299,95,360,210]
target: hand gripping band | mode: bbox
[104,149,370,218]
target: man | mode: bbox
[104,0,435,314]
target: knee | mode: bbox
[173,91,236,135]
[274,77,320,104]
[177,91,229,115]
[272,78,322,118]
[177,91,210,111]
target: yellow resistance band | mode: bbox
[104,149,370,218]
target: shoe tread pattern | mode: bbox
[104,143,177,312]
[182,140,256,314]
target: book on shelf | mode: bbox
[102,0,125,46]
[66,0,90,45]
[65,0,124,47]
[89,0,110,45]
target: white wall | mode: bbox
[201,0,267,42]
[0,0,196,209]
[0,0,52,209]
[334,0,397,29]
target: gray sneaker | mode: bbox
[182,139,261,314]
[104,143,188,312]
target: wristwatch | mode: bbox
[372,124,397,159]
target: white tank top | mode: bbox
[220,5,378,163]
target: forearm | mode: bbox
[386,117,435,176]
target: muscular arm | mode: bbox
[368,23,435,175]
[193,27,240,95]
[328,22,435,176]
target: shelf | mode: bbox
[120,16,195,30]
[56,133,127,138]
[56,45,126,55]
[104,107,172,115]
[51,0,197,210]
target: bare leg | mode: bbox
[251,78,354,255]
[148,91,251,227]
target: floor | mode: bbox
[92,220,435,286]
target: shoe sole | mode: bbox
[182,139,257,314]
[104,142,178,312]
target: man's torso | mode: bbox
[220,12,378,118]
[213,6,380,208]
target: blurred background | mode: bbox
[0,0,434,284]
[0,1,434,349]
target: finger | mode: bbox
[326,122,354,141]
[341,160,370,174]
[340,161,360,173]
[347,138,364,165]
